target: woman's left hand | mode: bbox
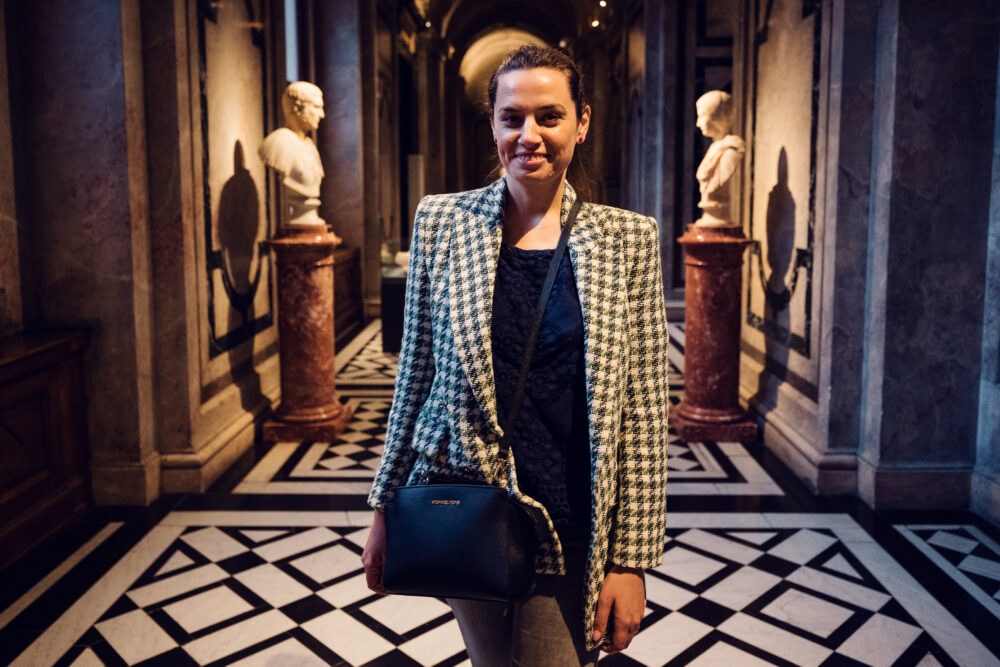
[592,565,645,653]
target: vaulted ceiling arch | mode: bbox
[425,0,593,57]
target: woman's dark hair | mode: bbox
[486,44,593,201]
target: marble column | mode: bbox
[0,3,20,337]
[263,229,352,441]
[673,225,757,442]
[315,0,380,317]
[859,0,999,509]
[972,36,1000,525]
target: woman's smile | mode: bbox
[515,152,550,166]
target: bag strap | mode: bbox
[493,197,582,484]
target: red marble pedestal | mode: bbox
[672,224,758,443]
[263,228,353,442]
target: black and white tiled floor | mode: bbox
[3,320,999,666]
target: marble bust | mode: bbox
[695,90,745,227]
[260,82,340,240]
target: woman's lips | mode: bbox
[515,153,549,165]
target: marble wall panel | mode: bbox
[822,0,876,454]
[0,3,21,337]
[7,0,159,502]
[194,0,278,401]
[10,1,138,444]
[142,0,201,456]
[862,0,999,468]
[744,0,821,401]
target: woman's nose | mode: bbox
[520,118,541,144]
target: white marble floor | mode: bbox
[2,321,998,666]
[8,512,995,666]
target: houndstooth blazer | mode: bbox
[368,177,670,649]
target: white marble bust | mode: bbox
[695,90,745,227]
[260,82,339,239]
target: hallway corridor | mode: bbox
[2,322,998,667]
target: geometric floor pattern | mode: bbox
[336,329,399,386]
[233,393,393,495]
[10,513,997,666]
[3,320,1000,666]
[895,524,1000,627]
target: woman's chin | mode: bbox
[507,165,562,185]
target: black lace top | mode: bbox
[492,242,591,545]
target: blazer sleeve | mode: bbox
[610,215,670,569]
[367,197,436,510]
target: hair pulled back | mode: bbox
[486,45,592,201]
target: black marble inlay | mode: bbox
[747,553,799,578]
[360,648,426,667]
[286,626,358,665]
[280,595,336,625]
[136,647,199,667]
[668,633,801,667]
[678,596,736,627]
[217,551,268,575]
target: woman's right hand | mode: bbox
[361,510,388,594]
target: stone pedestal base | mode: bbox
[264,228,353,443]
[671,412,758,443]
[673,223,758,444]
[263,408,352,442]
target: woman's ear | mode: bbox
[578,105,592,142]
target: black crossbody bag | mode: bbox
[382,199,582,602]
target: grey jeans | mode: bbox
[447,547,600,667]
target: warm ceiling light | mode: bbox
[558,39,568,48]
[599,0,607,6]
[425,20,431,28]
[591,19,600,27]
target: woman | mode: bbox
[363,45,670,666]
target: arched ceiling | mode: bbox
[458,28,548,106]
[425,0,594,57]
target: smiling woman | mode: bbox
[490,66,590,252]
[363,44,671,667]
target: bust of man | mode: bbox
[695,90,745,227]
[260,82,340,239]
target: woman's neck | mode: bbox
[504,176,565,225]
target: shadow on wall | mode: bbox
[766,148,795,299]
[217,140,263,412]
[750,146,797,411]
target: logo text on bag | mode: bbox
[431,499,461,505]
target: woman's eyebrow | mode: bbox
[499,104,567,113]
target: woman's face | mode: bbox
[490,67,590,189]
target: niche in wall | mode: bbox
[744,0,820,399]
[197,0,275,361]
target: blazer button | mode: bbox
[439,400,447,410]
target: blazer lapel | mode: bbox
[566,191,627,469]
[448,178,506,437]
[447,178,626,483]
